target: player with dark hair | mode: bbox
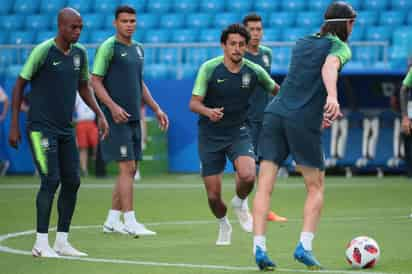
[252,1,356,270]
[9,8,108,257]
[189,24,279,246]
[91,5,169,237]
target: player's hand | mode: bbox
[110,104,130,123]
[155,108,169,131]
[97,114,109,140]
[401,116,412,135]
[9,125,21,149]
[208,107,224,122]
[322,116,333,129]
[324,96,342,121]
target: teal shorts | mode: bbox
[258,113,324,170]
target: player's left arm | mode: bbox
[142,81,169,131]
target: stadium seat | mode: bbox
[5,65,23,79]
[281,27,309,42]
[392,27,412,50]
[186,13,212,29]
[146,0,172,13]
[82,14,105,30]
[389,46,408,68]
[0,31,8,44]
[362,0,388,10]
[226,0,253,13]
[143,29,170,43]
[94,0,119,13]
[379,11,405,27]
[35,31,55,43]
[103,15,115,29]
[143,47,156,64]
[296,12,323,28]
[198,28,221,42]
[0,15,24,31]
[171,29,198,43]
[0,49,16,66]
[262,28,280,42]
[356,11,378,26]
[407,11,412,26]
[354,46,381,65]
[173,0,198,13]
[207,47,222,59]
[25,15,51,31]
[350,26,364,41]
[199,0,224,13]
[160,14,185,29]
[271,47,291,65]
[185,47,209,66]
[67,0,92,13]
[391,0,412,9]
[39,0,65,13]
[13,0,39,14]
[344,0,361,10]
[365,26,392,42]
[0,0,13,15]
[8,31,35,45]
[120,0,146,11]
[281,0,305,12]
[78,30,90,44]
[268,12,296,28]
[213,13,241,29]
[144,64,170,79]
[158,48,179,64]
[137,13,159,29]
[133,31,144,42]
[176,64,198,79]
[89,30,114,44]
[253,0,279,12]
[87,47,96,66]
[308,0,330,11]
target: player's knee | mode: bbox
[207,193,222,207]
[237,170,256,184]
[61,176,81,193]
[40,177,59,194]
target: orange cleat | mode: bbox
[267,211,288,222]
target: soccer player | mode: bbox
[399,67,412,177]
[8,8,109,258]
[189,24,279,246]
[91,6,169,237]
[252,2,356,270]
[243,13,287,223]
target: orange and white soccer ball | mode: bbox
[345,236,380,269]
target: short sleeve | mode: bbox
[92,38,114,77]
[20,40,52,80]
[329,36,352,69]
[403,68,412,88]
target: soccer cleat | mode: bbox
[293,242,322,270]
[216,222,232,246]
[103,221,128,234]
[231,198,253,232]
[32,244,60,258]
[53,241,88,257]
[267,211,288,222]
[124,221,156,237]
[255,246,276,271]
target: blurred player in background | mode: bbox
[252,2,356,270]
[243,13,287,223]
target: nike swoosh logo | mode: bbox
[52,61,61,66]
[103,225,114,232]
[121,52,128,57]
[217,79,226,83]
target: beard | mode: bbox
[230,55,242,64]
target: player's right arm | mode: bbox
[189,62,223,122]
[400,68,412,134]
[91,41,130,123]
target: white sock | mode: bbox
[253,235,266,254]
[55,232,68,245]
[35,233,49,246]
[300,232,314,251]
[218,215,230,225]
[232,194,246,208]
[106,209,121,224]
[124,211,137,225]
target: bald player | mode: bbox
[9,8,108,258]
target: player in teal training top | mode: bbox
[91,5,169,237]
[189,24,279,246]
[8,8,108,258]
[243,13,288,223]
[252,2,356,271]
[398,66,412,177]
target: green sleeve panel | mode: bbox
[328,35,352,70]
[244,59,276,92]
[403,68,412,88]
[30,131,48,175]
[260,45,273,66]
[74,43,89,81]
[92,36,115,77]
[192,56,223,97]
[20,39,54,80]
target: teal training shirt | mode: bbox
[244,45,272,122]
[20,38,89,134]
[93,36,144,121]
[265,34,351,130]
[192,56,276,140]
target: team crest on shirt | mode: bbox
[73,54,81,71]
[120,146,128,157]
[136,46,143,59]
[241,73,251,88]
[262,54,270,67]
